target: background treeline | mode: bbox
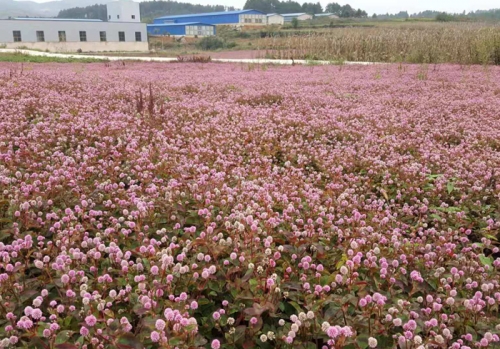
[377,9,500,21]
[57,0,500,23]
[57,1,236,23]
[243,0,367,17]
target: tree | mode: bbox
[325,2,342,15]
[58,1,231,22]
[291,17,299,28]
[340,4,355,18]
[301,2,322,14]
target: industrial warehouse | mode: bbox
[0,1,147,52]
[146,10,268,38]
[0,1,333,51]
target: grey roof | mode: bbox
[281,13,308,17]
[156,9,264,20]
[147,22,214,27]
[15,18,103,22]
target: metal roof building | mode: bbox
[267,13,285,25]
[153,9,266,26]
[282,13,313,22]
[147,22,215,37]
[314,13,339,19]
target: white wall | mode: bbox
[2,41,148,52]
[239,14,267,25]
[267,15,284,25]
[297,14,313,20]
[0,20,147,52]
[107,1,141,22]
[185,25,214,37]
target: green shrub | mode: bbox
[196,37,236,51]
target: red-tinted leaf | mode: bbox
[116,333,144,349]
[56,344,78,349]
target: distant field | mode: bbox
[146,20,500,65]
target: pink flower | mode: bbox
[80,326,89,336]
[85,315,97,327]
[211,339,221,349]
[151,331,160,342]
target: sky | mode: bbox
[26,0,500,15]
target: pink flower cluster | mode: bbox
[0,62,499,348]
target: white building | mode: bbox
[282,13,313,22]
[107,0,141,22]
[314,13,339,19]
[267,13,284,25]
[0,1,148,52]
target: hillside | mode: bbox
[0,0,110,18]
[57,1,236,23]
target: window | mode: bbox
[118,31,125,42]
[100,31,107,42]
[58,31,66,42]
[79,31,87,42]
[117,15,120,19]
[13,31,22,42]
[135,32,141,42]
[108,15,111,20]
[36,31,44,42]
[131,15,135,19]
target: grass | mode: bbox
[0,52,108,63]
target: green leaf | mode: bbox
[115,333,144,349]
[375,335,394,348]
[169,338,182,346]
[234,326,246,344]
[479,254,493,267]
[194,335,208,346]
[447,181,454,194]
[55,330,74,344]
[55,345,78,349]
[356,334,369,349]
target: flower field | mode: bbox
[0,62,499,349]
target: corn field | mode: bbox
[258,23,500,64]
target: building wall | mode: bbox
[153,10,265,26]
[2,41,148,52]
[239,13,266,25]
[297,14,313,20]
[148,25,186,36]
[154,13,239,25]
[267,15,284,25]
[185,25,215,36]
[0,20,148,52]
[283,14,312,22]
[107,1,141,23]
[147,24,214,37]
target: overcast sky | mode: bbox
[27,0,500,15]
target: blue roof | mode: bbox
[15,17,103,22]
[155,9,264,20]
[147,22,214,27]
